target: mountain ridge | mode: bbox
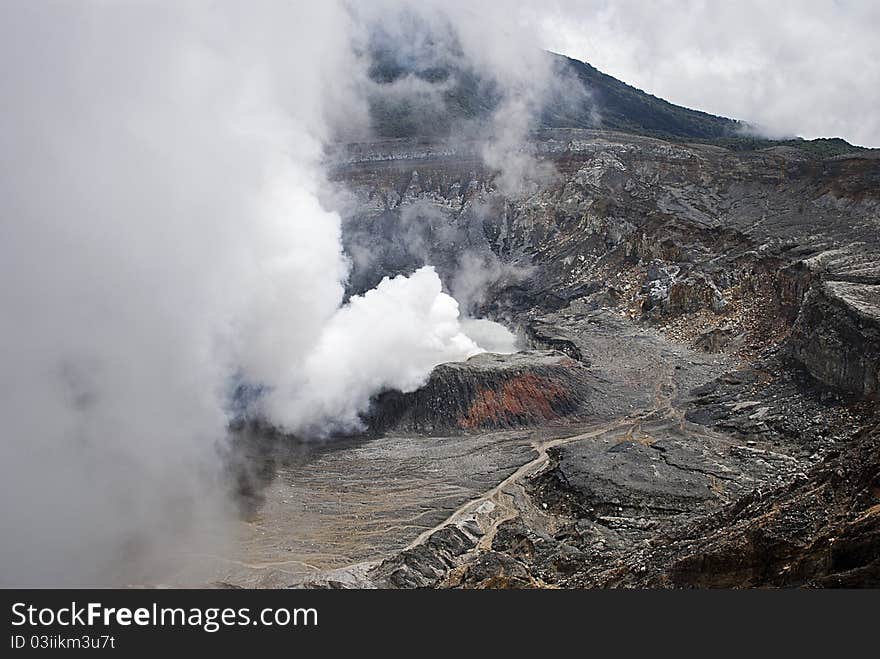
[367,49,869,157]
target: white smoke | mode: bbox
[460,319,520,355]
[261,266,506,435]
[0,0,369,585]
[451,249,536,314]
[0,1,532,585]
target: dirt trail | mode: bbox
[405,364,682,554]
[404,419,633,552]
[193,359,687,588]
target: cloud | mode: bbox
[0,0,371,585]
[349,1,565,187]
[0,0,533,585]
[533,0,880,147]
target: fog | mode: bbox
[535,0,880,147]
[0,2,547,584]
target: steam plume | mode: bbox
[0,0,547,585]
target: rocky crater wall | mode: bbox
[789,280,880,398]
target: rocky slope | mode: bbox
[286,128,880,589]
[365,351,595,434]
[790,280,880,397]
[587,423,880,588]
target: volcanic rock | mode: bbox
[366,351,595,434]
[590,424,880,588]
[789,281,880,397]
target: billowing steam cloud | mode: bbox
[0,1,548,585]
[261,266,488,435]
[0,0,357,586]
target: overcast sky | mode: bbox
[527,0,880,147]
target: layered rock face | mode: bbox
[589,424,880,588]
[790,281,880,397]
[366,351,595,434]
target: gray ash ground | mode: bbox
[204,130,879,588]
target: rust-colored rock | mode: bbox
[460,374,570,429]
[365,351,595,434]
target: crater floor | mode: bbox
[187,131,880,588]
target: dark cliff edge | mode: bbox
[790,281,880,398]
